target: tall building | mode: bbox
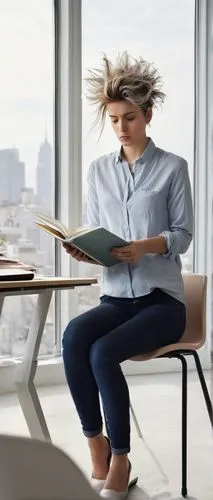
[36,136,53,209]
[0,148,25,204]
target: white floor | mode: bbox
[0,371,212,500]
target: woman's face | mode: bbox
[107,100,152,147]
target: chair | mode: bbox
[0,434,98,500]
[129,273,213,498]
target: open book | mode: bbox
[34,213,129,267]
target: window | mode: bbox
[79,0,195,313]
[0,0,55,359]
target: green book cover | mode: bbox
[68,228,129,267]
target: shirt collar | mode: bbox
[115,137,156,165]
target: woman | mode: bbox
[62,53,193,499]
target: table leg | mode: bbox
[15,290,53,441]
[0,295,5,316]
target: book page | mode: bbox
[35,212,70,238]
[35,222,67,241]
[0,256,20,265]
[68,226,98,240]
[34,213,98,241]
[0,255,35,271]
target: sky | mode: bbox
[0,0,54,188]
[0,0,195,189]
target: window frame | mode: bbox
[54,0,83,345]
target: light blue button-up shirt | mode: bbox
[87,138,193,304]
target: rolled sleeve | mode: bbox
[160,160,193,259]
[86,162,100,227]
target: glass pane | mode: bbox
[0,0,55,359]
[80,0,195,312]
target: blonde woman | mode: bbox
[62,53,193,499]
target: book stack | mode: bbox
[0,254,35,281]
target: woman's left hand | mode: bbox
[111,240,146,264]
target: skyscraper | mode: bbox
[36,136,53,209]
[0,148,25,204]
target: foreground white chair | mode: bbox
[0,434,98,500]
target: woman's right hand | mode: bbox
[62,242,90,262]
[62,242,97,264]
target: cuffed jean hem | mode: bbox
[111,447,130,455]
[83,427,103,438]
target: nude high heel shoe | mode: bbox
[100,461,138,500]
[91,436,111,494]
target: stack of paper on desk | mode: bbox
[0,255,35,281]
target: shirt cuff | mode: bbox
[159,231,175,259]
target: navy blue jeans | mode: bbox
[62,289,186,455]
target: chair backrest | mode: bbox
[181,273,207,346]
[0,434,98,500]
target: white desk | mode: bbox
[0,277,97,441]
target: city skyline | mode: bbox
[0,136,53,202]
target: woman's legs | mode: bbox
[62,299,131,436]
[63,289,186,490]
[62,298,131,479]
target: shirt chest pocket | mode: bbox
[129,189,168,237]
[131,189,166,213]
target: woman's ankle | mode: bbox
[88,434,111,479]
[88,433,107,451]
[111,454,129,465]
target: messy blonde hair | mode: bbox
[86,52,166,132]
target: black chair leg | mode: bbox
[176,354,188,498]
[191,351,213,427]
